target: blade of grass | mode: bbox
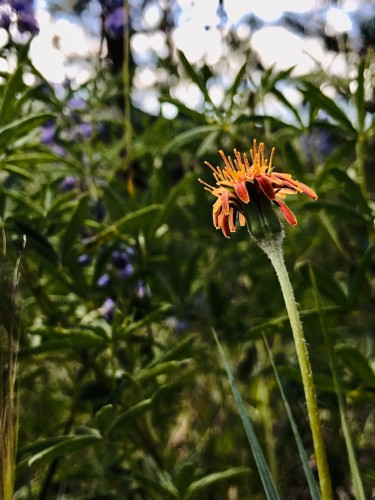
[211,328,280,500]
[263,335,321,500]
[308,264,366,500]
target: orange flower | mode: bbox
[199,139,318,238]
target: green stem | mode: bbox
[257,233,333,500]
[308,264,366,500]
[123,0,133,195]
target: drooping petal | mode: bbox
[212,207,220,228]
[220,190,230,215]
[274,199,297,226]
[220,213,231,238]
[296,182,318,200]
[228,208,237,233]
[238,213,246,226]
[256,175,275,200]
[234,181,250,203]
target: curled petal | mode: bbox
[257,175,275,200]
[297,182,318,200]
[234,181,250,203]
[274,199,297,226]
[228,208,237,233]
[221,190,230,215]
[219,212,231,238]
[212,207,220,228]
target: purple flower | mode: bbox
[59,175,78,192]
[104,7,125,38]
[135,280,148,300]
[175,320,189,336]
[78,254,90,266]
[98,122,110,142]
[52,144,66,157]
[91,199,106,222]
[41,120,56,145]
[71,122,93,141]
[97,273,110,287]
[102,297,115,322]
[100,0,123,10]
[112,250,128,269]
[0,12,11,30]
[17,11,39,34]
[11,0,33,13]
[79,122,93,137]
[118,263,134,279]
[67,97,86,111]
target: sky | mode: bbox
[1,0,372,115]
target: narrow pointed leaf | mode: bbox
[184,467,250,499]
[212,329,280,500]
[178,50,215,107]
[264,336,321,500]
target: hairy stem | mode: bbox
[257,233,333,500]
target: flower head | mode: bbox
[199,139,317,239]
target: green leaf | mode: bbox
[60,195,88,262]
[336,345,375,387]
[105,386,169,438]
[183,467,250,499]
[95,404,114,435]
[1,189,45,217]
[196,129,220,157]
[347,244,375,307]
[136,360,191,383]
[162,125,220,155]
[227,61,247,104]
[301,263,347,306]
[150,174,196,232]
[0,64,24,126]
[300,83,356,134]
[177,50,215,107]
[212,329,280,500]
[0,163,34,180]
[26,432,102,467]
[329,168,371,216]
[134,472,179,499]
[0,113,55,148]
[4,151,75,167]
[159,96,207,123]
[303,201,371,224]
[271,87,304,128]
[82,204,161,249]
[264,337,321,500]
[12,219,59,265]
[21,329,107,355]
[246,306,342,337]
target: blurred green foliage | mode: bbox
[0,12,374,500]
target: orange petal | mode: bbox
[234,181,250,203]
[212,207,220,228]
[213,198,222,213]
[221,214,231,238]
[228,208,237,233]
[274,199,297,226]
[221,190,230,215]
[257,175,275,200]
[297,182,318,200]
[239,213,246,226]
